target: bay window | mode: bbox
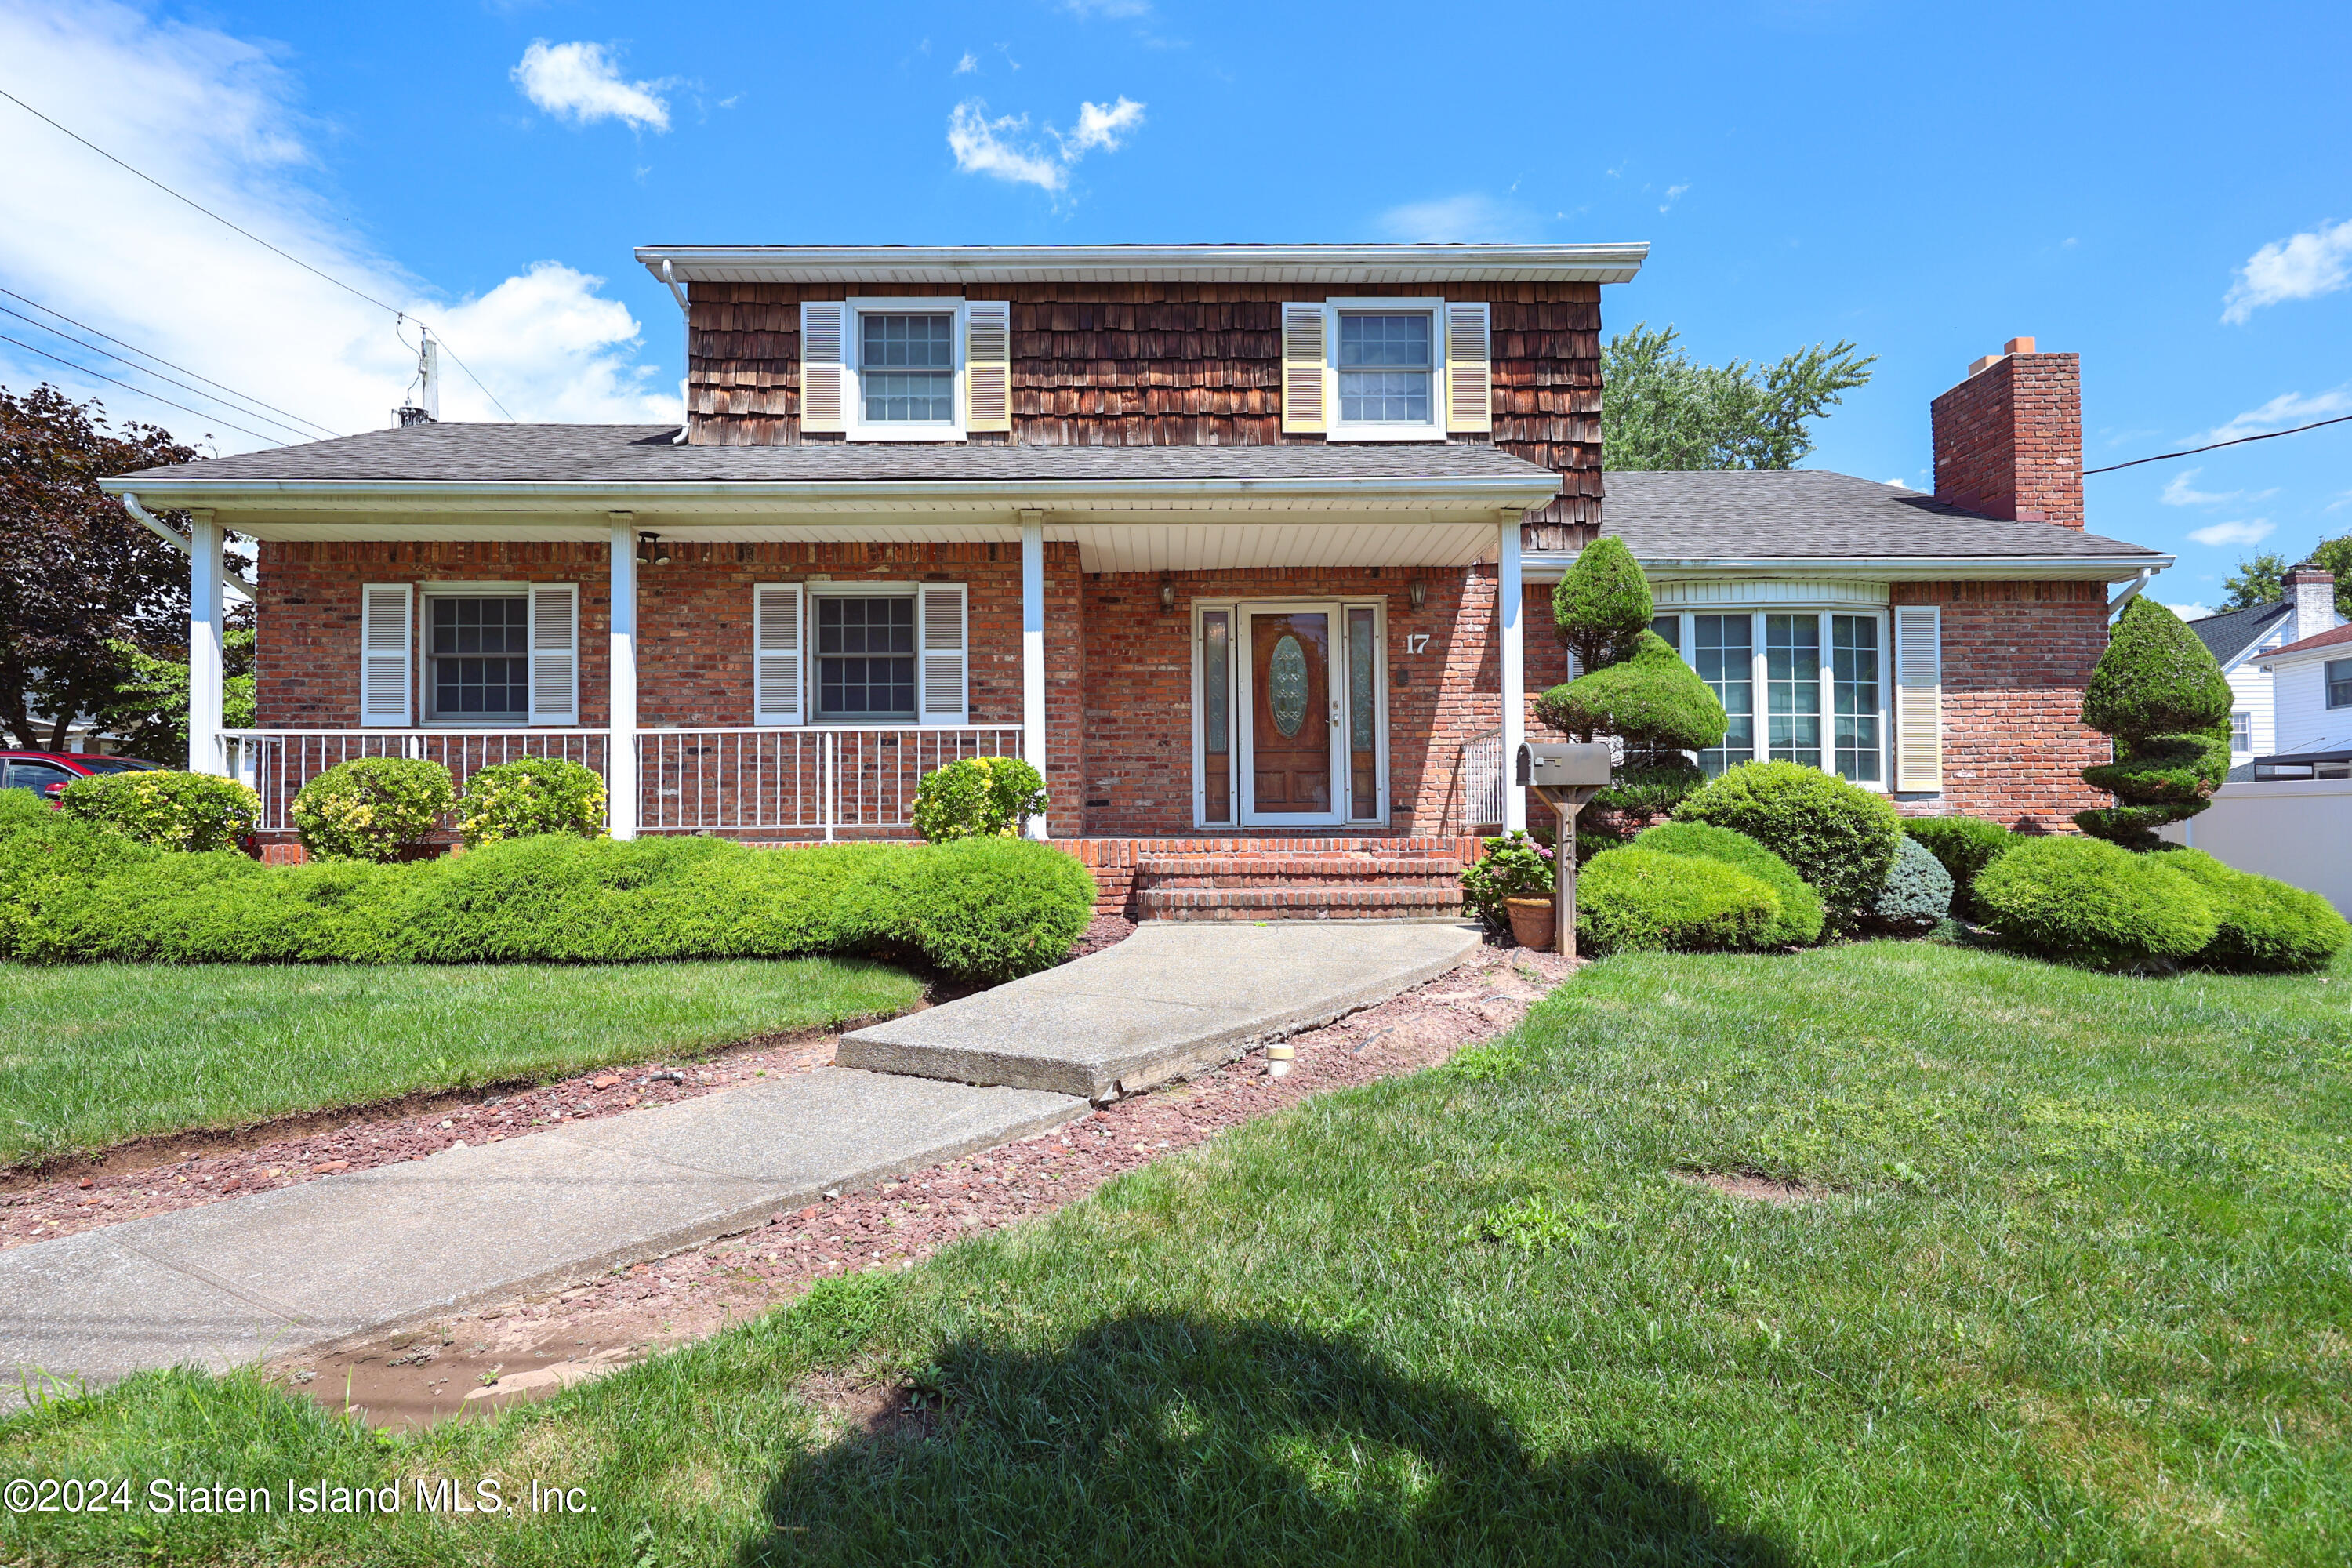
[1657,605,1889,787]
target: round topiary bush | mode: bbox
[1535,631,1728,754]
[292,757,456,862]
[1671,760,1902,916]
[56,770,260,852]
[1902,816,2017,921]
[1860,834,1953,936]
[1973,834,2217,970]
[1549,535,1654,673]
[455,757,607,849]
[2154,848,2351,972]
[1575,846,1781,954]
[912,756,1049,842]
[2074,597,2235,849]
[1631,820,1824,947]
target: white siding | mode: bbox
[2270,656,2345,754]
[2225,659,2274,764]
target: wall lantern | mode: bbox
[636,532,672,568]
[1158,576,1176,612]
[1408,579,1427,611]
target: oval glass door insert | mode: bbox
[1268,634,1309,737]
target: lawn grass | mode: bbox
[6,940,2348,1565]
[0,959,922,1166]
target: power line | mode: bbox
[0,84,516,423]
[0,302,325,443]
[0,285,339,438]
[2082,413,2352,475]
[0,331,284,447]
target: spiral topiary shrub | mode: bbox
[1902,816,2018,920]
[2154,848,2351,972]
[1631,821,1824,947]
[2074,597,2235,849]
[455,757,607,848]
[292,757,456,862]
[1860,835,1953,936]
[1973,834,2216,970]
[1536,632,1728,755]
[1548,535,1654,673]
[912,756,1049,842]
[56,770,259,852]
[1671,760,1902,916]
[1575,847,1780,954]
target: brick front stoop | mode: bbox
[1131,849,1466,922]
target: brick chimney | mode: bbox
[1930,336,2084,528]
[2285,562,2338,641]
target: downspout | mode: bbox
[661,260,691,445]
[119,494,254,593]
[2107,568,2152,619]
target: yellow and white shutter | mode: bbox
[917,583,970,725]
[964,300,1011,433]
[753,583,805,726]
[1279,303,1328,434]
[528,585,579,724]
[358,583,412,727]
[1445,302,1494,434]
[800,302,847,434]
[1893,604,1943,792]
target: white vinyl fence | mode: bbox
[2160,778,2352,913]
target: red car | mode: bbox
[0,750,167,802]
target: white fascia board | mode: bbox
[633,243,1650,287]
[1518,551,2175,585]
[2258,643,2352,670]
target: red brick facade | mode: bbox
[1929,350,2085,528]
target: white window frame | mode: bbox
[805,581,924,724]
[416,581,540,728]
[844,297,967,442]
[1323,297,1447,443]
[1653,605,1895,792]
[1191,597,1388,828]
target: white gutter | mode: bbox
[118,493,255,592]
[633,241,1650,286]
[2107,567,2153,615]
[1519,550,2172,586]
[658,259,691,446]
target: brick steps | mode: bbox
[1131,851,1465,921]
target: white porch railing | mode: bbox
[1461,726,1504,832]
[222,725,1022,838]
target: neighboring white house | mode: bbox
[2187,563,2342,775]
[2256,615,2352,777]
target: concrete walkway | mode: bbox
[4,920,1480,1400]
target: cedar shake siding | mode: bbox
[684,281,1604,532]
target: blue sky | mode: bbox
[2,0,2347,614]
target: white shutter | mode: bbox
[800,301,846,434]
[1280,302,1327,434]
[359,583,412,727]
[528,584,578,724]
[1894,605,1942,792]
[753,583,804,725]
[1445,301,1493,434]
[965,300,1011,433]
[917,583,969,725]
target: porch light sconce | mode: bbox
[1158,576,1176,612]
[636,532,672,568]
[1408,579,1427,611]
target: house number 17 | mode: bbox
[1404,634,1432,655]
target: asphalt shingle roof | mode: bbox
[2185,599,2292,665]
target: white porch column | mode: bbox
[187,509,225,775]
[1020,512,1048,840]
[1497,510,1526,833]
[607,515,640,841]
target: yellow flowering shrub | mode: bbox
[291,757,455,862]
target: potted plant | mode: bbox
[1461,829,1560,947]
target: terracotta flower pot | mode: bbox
[1505,897,1555,949]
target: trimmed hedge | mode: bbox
[1672,760,1903,915]
[0,812,1095,983]
[1575,847,1780,954]
[1536,631,1728,753]
[292,757,456,862]
[56,770,260,852]
[1973,835,2216,970]
[1631,821,1824,947]
[2155,848,2351,972]
[1862,835,1953,936]
[456,758,606,848]
[1902,816,2017,920]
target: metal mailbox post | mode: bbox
[1514,742,1613,958]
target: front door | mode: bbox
[1243,608,1339,822]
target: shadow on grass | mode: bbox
[742,1312,1796,1567]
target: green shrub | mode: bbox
[1460,830,1559,931]
[2155,848,2352,972]
[836,837,1097,984]
[1632,821,1824,946]
[1549,535,1654,673]
[1973,835,2217,970]
[56,770,260,852]
[1861,835,1953,937]
[912,757,1049,843]
[292,757,456,862]
[1903,816,2018,920]
[2075,598,2235,848]
[1536,631,1728,753]
[1575,847,1780,954]
[455,757,607,848]
[1672,760,1902,915]
[0,789,57,834]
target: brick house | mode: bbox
[106,249,2168,914]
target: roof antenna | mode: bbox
[394,315,439,428]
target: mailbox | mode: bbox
[1515,742,1613,789]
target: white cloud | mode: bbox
[2158,466,2275,507]
[512,39,670,132]
[2196,386,2352,445]
[1658,182,1690,213]
[954,52,978,74]
[2164,602,2217,622]
[0,2,677,452]
[946,95,1147,192]
[2222,217,2352,324]
[1377,194,1532,243]
[2187,519,2274,548]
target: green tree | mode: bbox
[1602,324,1876,470]
[2219,550,2289,611]
[99,626,256,762]
[2311,537,2352,622]
[2074,597,2234,850]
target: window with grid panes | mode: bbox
[815,596,917,719]
[427,597,529,719]
[1336,313,1433,426]
[860,313,954,424]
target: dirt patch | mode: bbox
[1674,1171,1819,1205]
[281,938,1577,1428]
[1065,913,1138,960]
[794,1370,946,1444]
